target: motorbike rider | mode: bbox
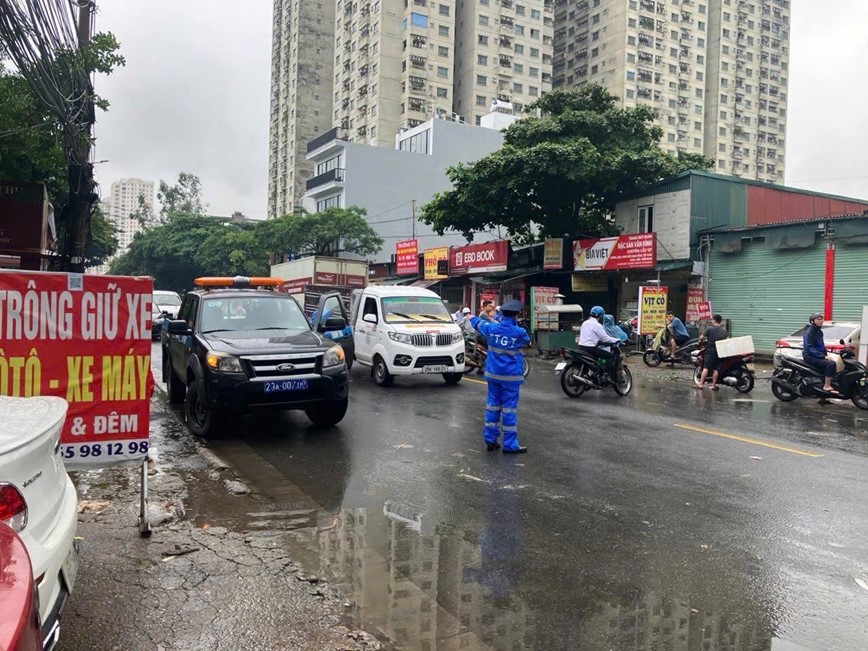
[803,312,838,395]
[666,312,690,363]
[578,306,622,380]
[456,307,474,333]
[470,299,530,454]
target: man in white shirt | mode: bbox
[578,305,622,379]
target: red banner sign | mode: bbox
[697,302,712,320]
[282,277,313,293]
[315,271,337,285]
[396,239,419,276]
[346,274,366,287]
[573,233,656,271]
[0,271,153,469]
[449,241,509,275]
[686,286,704,322]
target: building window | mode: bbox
[439,4,450,16]
[638,206,653,233]
[530,47,539,58]
[514,63,524,73]
[437,87,448,98]
[516,4,525,14]
[479,15,489,26]
[438,66,449,78]
[693,137,701,147]
[528,86,539,96]
[515,25,525,35]
[531,8,540,19]
[411,12,428,27]
[439,25,449,36]
[478,35,488,46]
[530,28,540,38]
[529,66,539,77]
[316,195,341,212]
[476,95,486,106]
[667,133,675,142]
[438,45,449,57]
[626,71,635,80]
[513,82,523,93]
[477,75,487,85]
[398,129,430,154]
[316,156,341,176]
[477,54,488,65]
[475,115,482,125]
[515,43,525,54]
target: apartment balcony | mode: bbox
[410,54,427,69]
[305,168,345,194]
[306,127,350,155]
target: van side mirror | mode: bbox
[363,313,378,324]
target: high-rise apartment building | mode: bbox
[267,0,336,218]
[269,0,557,213]
[333,0,456,144]
[454,0,556,126]
[552,0,790,182]
[703,0,790,183]
[108,178,154,253]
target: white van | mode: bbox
[349,286,465,386]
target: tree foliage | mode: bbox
[419,85,713,242]
[110,174,383,291]
[261,206,384,259]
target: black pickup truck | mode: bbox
[160,278,349,437]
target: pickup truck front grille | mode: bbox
[409,334,455,347]
[242,353,321,378]
[414,355,455,368]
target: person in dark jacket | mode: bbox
[470,299,530,454]
[802,312,838,394]
[695,314,728,390]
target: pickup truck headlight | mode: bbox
[205,352,245,373]
[323,345,346,368]
[388,331,413,344]
[451,331,464,343]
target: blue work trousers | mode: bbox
[484,381,521,451]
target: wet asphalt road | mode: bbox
[153,344,868,650]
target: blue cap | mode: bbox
[590,305,604,317]
[501,299,523,313]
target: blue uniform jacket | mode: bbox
[470,316,530,383]
[802,324,827,360]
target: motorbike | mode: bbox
[463,332,530,378]
[555,344,633,398]
[643,328,699,367]
[691,341,755,393]
[771,343,868,410]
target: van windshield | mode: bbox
[381,296,451,323]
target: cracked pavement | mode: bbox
[59,394,381,651]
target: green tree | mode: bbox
[157,171,206,219]
[263,206,384,259]
[419,85,713,242]
[85,205,118,267]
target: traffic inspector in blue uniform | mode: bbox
[470,299,530,454]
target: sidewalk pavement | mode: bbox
[60,391,380,651]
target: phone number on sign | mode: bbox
[62,440,149,460]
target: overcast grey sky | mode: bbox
[92,0,868,217]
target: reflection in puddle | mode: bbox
[282,502,780,651]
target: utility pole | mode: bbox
[67,0,95,272]
[411,199,416,239]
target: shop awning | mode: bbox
[655,259,692,272]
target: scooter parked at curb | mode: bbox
[771,342,868,409]
[555,345,633,398]
[692,342,755,393]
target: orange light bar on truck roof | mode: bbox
[194,276,283,288]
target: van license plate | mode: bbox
[422,365,448,373]
[554,362,567,372]
[264,379,309,393]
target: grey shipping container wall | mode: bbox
[709,239,825,353]
[689,176,748,245]
[833,242,868,322]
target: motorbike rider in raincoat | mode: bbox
[470,299,530,454]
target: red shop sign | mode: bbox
[395,239,419,276]
[449,241,509,275]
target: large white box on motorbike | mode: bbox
[715,335,754,358]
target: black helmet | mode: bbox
[809,312,823,322]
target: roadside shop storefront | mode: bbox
[704,215,868,353]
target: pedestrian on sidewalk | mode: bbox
[695,314,728,390]
[470,299,530,454]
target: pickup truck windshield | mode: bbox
[381,296,451,323]
[200,296,310,333]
